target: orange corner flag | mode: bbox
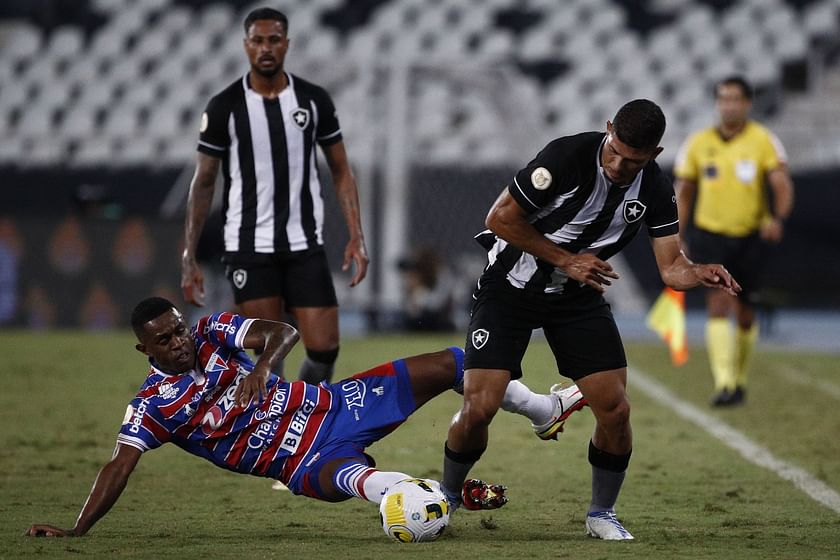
[645,287,688,366]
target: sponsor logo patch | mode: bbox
[342,379,367,421]
[200,112,208,133]
[530,167,552,190]
[278,398,317,454]
[157,382,179,399]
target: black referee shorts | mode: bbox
[223,248,338,307]
[688,229,764,302]
[463,273,626,381]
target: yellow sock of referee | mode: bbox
[706,318,736,391]
[735,324,759,389]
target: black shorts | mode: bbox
[688,229,763,302]
[223,248,338,307]
[463,273,626,381]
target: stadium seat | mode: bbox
[0,136,26,165]
[803,0,840,41]
[47,27,85,60]
[0,0,835,170]
[15,105,58,138]
[99,105,141,138]
[60,108,99,141]
[117,135,160,166]
[199,3,234,34]
[23,136,68,167]
[0,21,42,62]
[0,80,32,111]
[73,137,114,167]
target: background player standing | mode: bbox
[181,7,368,385]
[674,75,794,406]
[439,99,740,540]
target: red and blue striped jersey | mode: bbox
[117,312,332,483]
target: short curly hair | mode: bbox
[130,296,176,334]
[244,7,288,34]
[612,99,666,150]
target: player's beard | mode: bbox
[253,61,281,78]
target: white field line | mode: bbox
[768,365,840,401]
[629,366,840,514]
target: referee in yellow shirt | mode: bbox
[674,75,794,406]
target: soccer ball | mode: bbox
[379,478,450,543]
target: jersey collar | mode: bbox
[148,357,195,378]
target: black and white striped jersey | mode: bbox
[476,132,679,296]
[197,73,342,255]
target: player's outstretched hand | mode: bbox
[563,253,620,292]
[24,524,76,537]
[694,263,741,296]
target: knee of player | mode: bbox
[460,399,500,427]
[592,396,630,426]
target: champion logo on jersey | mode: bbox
[472,329,490,349]
[291,108,310,130]
[623,200,647,224]
[232,269,247,289]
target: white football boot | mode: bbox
[585,511,634,540]
[532,384,588,440]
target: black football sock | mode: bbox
[299,347,338,385]
[588,440,632,514]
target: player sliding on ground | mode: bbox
[25,297,586,538]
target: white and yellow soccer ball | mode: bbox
[379,478,450,543]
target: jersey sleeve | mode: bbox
[646,173,680,238]
[194,312,256,350]
[116,397,170,452]
[763,129,787,170]
[197,95,231,157]
[312,87,343,147]
[509,139,574,212]
[672,134,698,181]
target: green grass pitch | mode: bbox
[1,331,838,559]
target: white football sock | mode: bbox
[501,380,555,425]
[333,462,410,505]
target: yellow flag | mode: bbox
[645,287,688,366]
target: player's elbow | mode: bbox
[278,323,300,346]
[485,205,515,235]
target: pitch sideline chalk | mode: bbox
[630,366,840,514]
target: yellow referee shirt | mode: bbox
[673,121,786,237]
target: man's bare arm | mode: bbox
[234,319,300,406]
[181,153,221,306]
[322,141,369,287]
[761,166,794,243]
[652,234,741,295]
[485,189,619,292]
[674,177,697,248]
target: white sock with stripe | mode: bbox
[333,462,410,505]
